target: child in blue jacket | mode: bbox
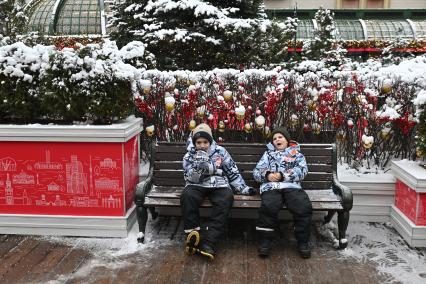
[182,123,255,260]
[253,127,312,258]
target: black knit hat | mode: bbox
[271,127,291,142]
[192,123,213,144]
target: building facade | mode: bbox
[264,0,426,9]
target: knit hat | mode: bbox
[271,127,291,142]
[192,123,213,144]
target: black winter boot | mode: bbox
[297,242,311,259]
[258,231,274,258]
[198,241,215,260]
[185,230,200,255]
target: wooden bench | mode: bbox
[135,142,353,248]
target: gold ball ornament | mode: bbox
[145,125,155,137]
[289,115,298,127]
[218,121,225,133]
[380,128,391,140]
[263,126,271,139]
[223,90,233,102]
[164,96,175,112]
[196,106,206,118]
[336,132,346,141]
[244,123,252,134]
[416,147,423,158]
[362,135,374,149]
[312,123,321,135]
[307,101,317,112]
[235,106,246,121]
[255,115,265,129]
[382,85,392,94]
[189,120,197,131]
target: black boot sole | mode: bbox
[258,249,270,258]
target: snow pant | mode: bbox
[180,185,234,246]
[256,188,312,244]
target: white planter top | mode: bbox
[0,117,143,143]
[391,160,426,192]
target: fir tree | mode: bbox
[302,7,345,64]
[0,0,27,40]
[109,0,295,70]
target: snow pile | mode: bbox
[340,222,426,284]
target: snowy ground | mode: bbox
[37,217,426,284]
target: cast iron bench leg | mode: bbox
[337,210,350,249]
[323,210,336,224]
[149,207,158,220]
[136,203,148,243]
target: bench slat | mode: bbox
[147,187,340,202]
[154,161,333,172]
[154,170,333,181]
[155,153,332,164]
[144,196,343,210]
[153,178,332,189]
[157,142,333,148]
[156,145,333,156]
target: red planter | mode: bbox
[391,160,426,247]
[0,118,143,237]
[395,179,426,226]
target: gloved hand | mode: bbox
[195,150,209,163]
[243,186,257,196]
[197,161,211,172]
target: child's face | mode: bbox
[195,137,210,151]
[272,133,288,151]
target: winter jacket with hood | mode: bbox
[253,141,308,194]
[183,138,252,195]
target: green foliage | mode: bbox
[0,41,138,124]
[302,7,345,64]
[417,107,426,157]
[0,0,27,39]
[110,0,295,70]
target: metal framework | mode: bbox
[295,19,425,40]
[26,0,105,36]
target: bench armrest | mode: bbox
[135,166,154,206]
[333,173,353,211]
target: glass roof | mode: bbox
[412,20,426,39]
[335,20,365,40]
[26,0,104,36]
[28,0,57,35]
[289,19,425,41]
[56,0,101,35]
[364,20,414,40]
[296,20,315,40]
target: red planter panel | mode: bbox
[0,136,139,216]
[395,179,426,226]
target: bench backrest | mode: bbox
[153,142,335,190]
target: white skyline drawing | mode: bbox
[102,195,121,209]
[35,194,48,206]
[47,181,61,191]
[35,150,62,170]
[13,170,35,185]
[69,196,99,208]
[66,155,88,195]
[100,158,117,169]
[5,173,13,205]
[0,157,17,172]
[95,177,120,191]
[53,195,67,206]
